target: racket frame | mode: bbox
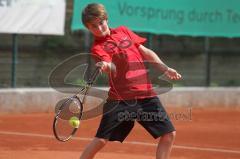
[53,67,100,142]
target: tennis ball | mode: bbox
[69,116,80,128]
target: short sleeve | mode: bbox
[91,45,111,63]
[121,26,147,47]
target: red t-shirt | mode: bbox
[91,26,156,100]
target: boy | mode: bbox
[80,3,182,159]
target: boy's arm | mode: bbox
[138,45,182,80]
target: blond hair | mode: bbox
[81,3,108,27]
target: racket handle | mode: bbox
[88,67,101,85]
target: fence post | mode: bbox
[11,34,18,88]
[205,37,211,86]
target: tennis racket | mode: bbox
[53,67,100,142]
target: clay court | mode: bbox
[1,1,240,159]
[1,106,240,159]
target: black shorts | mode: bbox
[95,96,175,142]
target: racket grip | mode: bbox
[88,67,101,85]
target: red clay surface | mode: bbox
[0,107,240,159]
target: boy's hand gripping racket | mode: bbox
[53,67,100,142]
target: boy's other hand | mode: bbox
[164,68,182,80]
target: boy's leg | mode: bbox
[136,97,176,159]
[80,137,107,159]
[80,100,135,159]
[156,131,176,159]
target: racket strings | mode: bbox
[53,97,82,141]
[58,98,82,120]
[54,118,76,140]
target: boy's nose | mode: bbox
[97,25,103,32]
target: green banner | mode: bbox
[72,0,240,37]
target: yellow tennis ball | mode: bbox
[69,116,80,128]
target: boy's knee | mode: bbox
[161,131,176,142]
[94,137,108,145]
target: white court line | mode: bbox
[0,131,240,155]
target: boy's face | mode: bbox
[87,18,110,37]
